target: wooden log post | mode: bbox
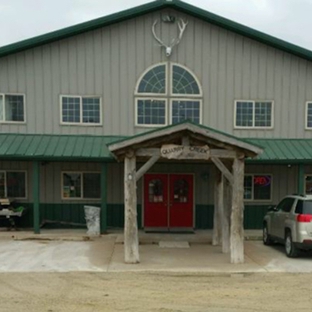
[212,170,223,246]
[222,177,231,253]
[124,153,140,264]
[230,157,245,264]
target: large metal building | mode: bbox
[1,0,312,262]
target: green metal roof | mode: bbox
[1,0,312,62]
[0,134,124,162]
[0,133,311,164]
[246,139,312,164]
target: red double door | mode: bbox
[144,174,194,231]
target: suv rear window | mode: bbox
[295,200,312,214]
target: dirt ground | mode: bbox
[0,272,311,312]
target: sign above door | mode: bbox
[160,144,210,160]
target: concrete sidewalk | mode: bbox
[0,228,311,273]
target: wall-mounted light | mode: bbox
[201,172,209,182]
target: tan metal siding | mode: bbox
[0,10,312,138]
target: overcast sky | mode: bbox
[0,0,311,50]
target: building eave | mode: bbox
[1,0,312,62]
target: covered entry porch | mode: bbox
[108,121,262,264]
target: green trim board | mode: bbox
[1,0,312,63]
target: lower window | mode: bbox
[244,175,272,201]
[62,172,101,199]
[0,171,27,198]
[305,175,312,194]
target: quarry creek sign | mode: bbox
[160,144,210,160]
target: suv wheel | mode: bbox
[285,231,298,258]
[263,224,273,245]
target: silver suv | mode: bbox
[263,194,312,257]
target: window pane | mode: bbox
[295,200,312,215]
[0,172,5,197]
[83,173,100,198]
[253,175,271,200]
[148,179,164,203]
[173,179,189,203]
[138,65,166,94]
[305,175,312,194]
[171,100,200,124]
[255,102,272,127]
[236,101,253,127]
[62,97,80,123]
[82,98,100,124]
[0,95,3,121]
[244,176,252,199]
[172,65,200,94]
[5,95,24,122]
[137,99,166,125]
[307,103,312,128]
[6,172,26,198]
[63,173,81,198]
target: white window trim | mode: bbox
[60,95,102,126]
[135,98,168,127]
[305,101,312,130]
[135,62,203,128]
[234,100,274,129]
[0,170,27,200]
[134,62,169,97]
[61,171,101,200]
[169,63,203,97]
[169,99,202,125]
[244,174,273,202]
[0,93,26,124]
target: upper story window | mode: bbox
[135,63,202,127]
[60,95,102,125]
[235,100,273,129]
[306,102,312,129]
[0,94,25,123]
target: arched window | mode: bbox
[135,63,202,127]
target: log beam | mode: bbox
[230,157,245,264]
[136,148,238,159]
[212,170,223,246]
[211,157,234,185]
[124,155,140,264]
[222,177,231,253]
[136,155,159,182]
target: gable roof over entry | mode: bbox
[108,121,263,160]
[1,0,312,61]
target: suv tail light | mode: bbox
[297,214,312,222]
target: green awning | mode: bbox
[0,133,311,164]
[0,134,124,161]
[246,139,312,164]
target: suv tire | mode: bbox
[263,223,273,245]
[285,231,298,258]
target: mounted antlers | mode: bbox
[152,18,188,57]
